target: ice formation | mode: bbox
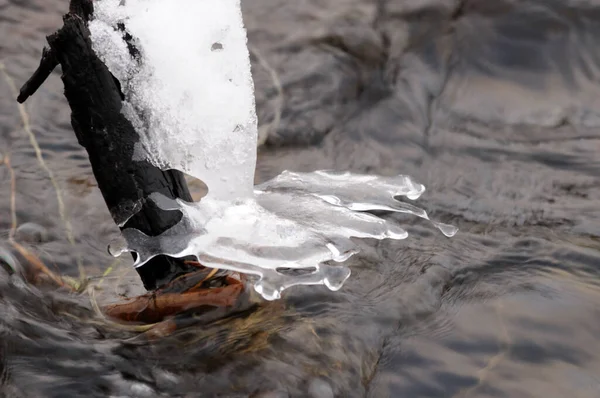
[91,0,457,300]
[90,0,257,199]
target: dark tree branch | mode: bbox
[17,47,58,103]
[69,0,93,21]
[18,0,197,290]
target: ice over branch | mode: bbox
[92,0,457,300]
[90,0,257,199]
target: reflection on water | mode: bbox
[1,0,600,397]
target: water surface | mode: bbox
[1,0,600,397]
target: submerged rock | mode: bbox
[15,222,49,244]
[307,378,334,398]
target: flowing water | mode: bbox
[1,0,600,397]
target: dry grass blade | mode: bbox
[2,154,17,241]
[95,258,120,288]
[190,267,219,290]
[10,240,65,288]
[0,60,85,281]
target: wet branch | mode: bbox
[16,47,58,103]
[17,0,197,290]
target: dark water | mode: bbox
[2,0,600,397]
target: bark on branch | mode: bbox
[18,0,197,290]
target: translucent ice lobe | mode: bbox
[90,0,258,200]
[256,170,458,237]
[254,191,409,240]
[256,170,426,202]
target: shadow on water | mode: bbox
[1,0,600,396]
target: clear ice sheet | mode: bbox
[110,172,457,300]
[91,1,457,300]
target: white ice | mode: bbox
[92,0,457,300]
[90,0,257,200]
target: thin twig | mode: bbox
[0,60,85,281]
[16,47,58,104]
[87,285,158,332]
[10,240,66,287]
